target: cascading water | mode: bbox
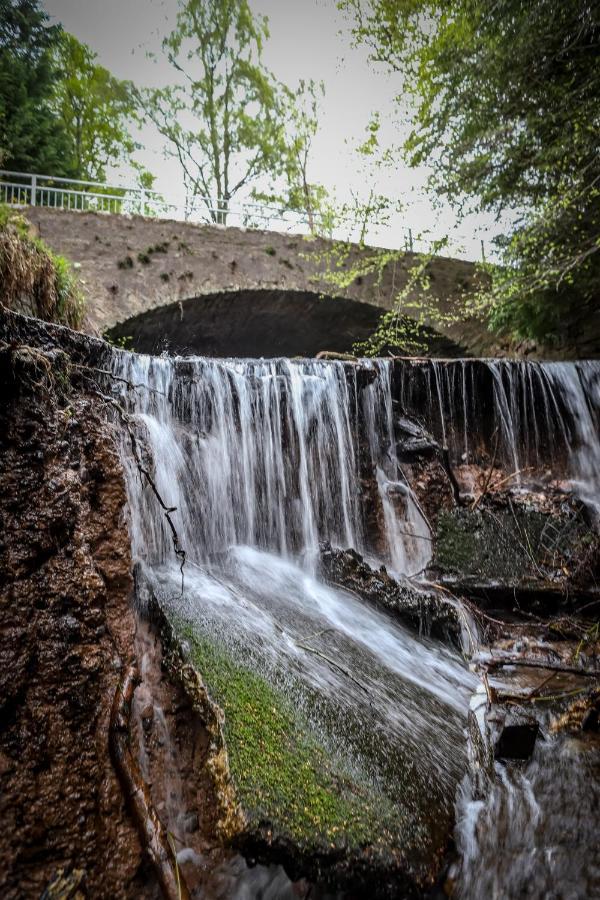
[456,730,600,899]
[112,352,473,893]
[109,349,600,898]
[395,358,600,513]
[117,355,433,574]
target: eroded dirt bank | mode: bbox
[0,311,224,899]
[0,327,146,897]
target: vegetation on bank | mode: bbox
[0,205,84,327]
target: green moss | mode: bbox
[434,503,588,584]
[177,623,412,852]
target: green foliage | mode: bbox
[0,0,72,174]
[52,32,140,182]
[339,0,600,342]
[143,0,293,224]
[251,79,333,235]
[0,204,84,327]
[0,3,148,184]
[313,234,460,356]
[103,331,133,350]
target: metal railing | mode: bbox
[0,169,490,260]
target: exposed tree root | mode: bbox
[471,427,499,510]
[109,662,191,900]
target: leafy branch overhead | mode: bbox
[52,32,141,183]
[339,0,600,342]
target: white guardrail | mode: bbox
[0,169,489,260]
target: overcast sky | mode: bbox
[42,0,498,258]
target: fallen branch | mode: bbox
[394,527,434,542]
[72,363,167,397]
[109,663,190,900]
[471,428,499,510]
[441,446,462,506]
[490,466,533,492]
[315,350,359,361]
[94,390,186,590]
[295,640,370,695]
[482,657,600,678]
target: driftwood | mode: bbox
[109,663,190,900]
[481,657,600,678]
[315,350,359,361]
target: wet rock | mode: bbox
[395,415,439,460]
[319,542,461,646]
[428,490,598,607]
[150,575,468,899]
[0,308,146,899]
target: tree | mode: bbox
[252,80,333,235]
[52,32,139,182]
[144,0,291,224]
[340,0,600,342]
[0,0,72,175]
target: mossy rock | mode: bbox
[431,494,593,597]
[169,615,464,896]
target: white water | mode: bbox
[116,355,432,574]
[110,351,600,897]
[113,352,470,745]
[110,354,474,886]
[456,734,600,898]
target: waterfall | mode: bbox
[395,358,600,513]
[112,352,475,881]
[115,354,431,574]
[109,349,600,896]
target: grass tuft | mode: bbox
[0,205,84,328]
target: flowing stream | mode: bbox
[111,352,600,898]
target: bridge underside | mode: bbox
[106,289,467,358]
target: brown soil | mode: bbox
[0,343,146,898]
[0,314,231,899]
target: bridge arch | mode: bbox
[106,288,466,358]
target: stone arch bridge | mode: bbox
[23,207,494,358]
